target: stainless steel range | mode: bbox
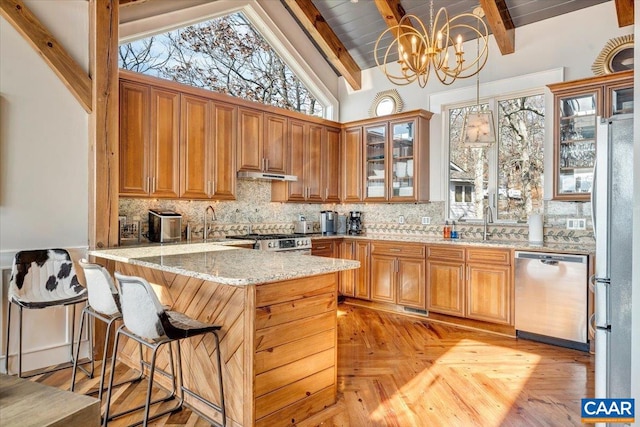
[226,233,312,253]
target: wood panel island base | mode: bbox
[91,245,358,427]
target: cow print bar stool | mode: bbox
[103,272,225,427]
[5,249,88,378]
[70,259,144,400]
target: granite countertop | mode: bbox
[310,233,595,255]
[90,244,359,286]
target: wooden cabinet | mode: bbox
[120,75,236,200]
[342,110,431,203]
[427,246,465,317]
[312,239,338,257]
[119,81,180,198]
[465,248,512,325]
[548,70,632,200]
[426,246,512,325]
[341,126,363,202]
[370,242,426,310]
[237,109,287,174]
[180,97,236,199]
[339,239,370,298]
[272,121,340,203]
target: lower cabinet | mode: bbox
[312,239,338,257]
[426,245,512,325]
[370,242,426,310]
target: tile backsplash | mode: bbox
[118,180,594,245]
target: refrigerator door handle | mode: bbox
[594,279,610,328]
[591,159,597,239]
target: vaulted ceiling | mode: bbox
[118,0,634,91]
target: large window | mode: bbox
[119,12,324,117]
[448,92,545,222]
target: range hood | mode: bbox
[237,171,298,182]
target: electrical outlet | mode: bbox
[566,218,586,230]
[398,215,405,224]
[421,216,431,225]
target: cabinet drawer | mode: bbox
[466,248,511,265]
[371,241,425,258]
[427,246,465,261]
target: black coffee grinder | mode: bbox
[347,211,363,235]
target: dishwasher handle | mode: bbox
[515,251,587,264]
[540,259,559,266]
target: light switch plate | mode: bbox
[398,215,405,224]
[421,217,431,225]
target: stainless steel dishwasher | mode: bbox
[514,251,589,351]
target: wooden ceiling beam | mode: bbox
[0,0,92,112]
[373,0,416,56]
[614,0,634,27]
[284,0,361,91]
[479,0,515,55]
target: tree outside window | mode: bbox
[448,93,544,221]
[119,12,324,117]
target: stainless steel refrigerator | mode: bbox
[593,114,633,407]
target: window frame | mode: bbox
[444,87,546,223]
[118,1,339,120]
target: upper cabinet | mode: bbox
[272,120,340,203]
[119,73,236,200]
[119,81,180,198]
[548,70,632,200]
[237,109,287,174]
[342,110,432,203]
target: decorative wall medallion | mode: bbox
[592,34,634,75]
[369,89,404,117]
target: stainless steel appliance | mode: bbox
[337,214,347,235]
[514,251,588,351]
[347,211,363,235]
[294,216,313,234]
[593,115,633,403]
[320,211,338,235]
[226,233,312,254]
[148,209,182,243]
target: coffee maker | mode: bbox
[320,210,338,235]
[347,211,363,235]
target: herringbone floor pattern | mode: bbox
[30,304,593,426]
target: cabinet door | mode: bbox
[342,126,363,202]
[364,123,387,201]
[264,114,287,174]
[150,88,180,198]
[306,124,324,202]
[354,241,371,300]
[466,264,511,324]
[553,90,600,200]
[119,81,150,196]
[389,119,416,201]
[286,120,306,201]
[180,94,211,199]
[606,80,633,117]
[339,240,356,297]
[397,258,426,309]
[237,107,263,172]
[427,259,465,317]
[211,102,237,200]
[370,254,396,303]
[324,127,341,203]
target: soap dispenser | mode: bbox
[443,221,451,239]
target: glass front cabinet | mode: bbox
[361,110,432,202]
[548,70,632,200]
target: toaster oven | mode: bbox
[148,209,182,243]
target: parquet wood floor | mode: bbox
[30,304,593,426]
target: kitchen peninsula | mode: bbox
[90,243,359,427]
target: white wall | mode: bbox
[0,0,90,373]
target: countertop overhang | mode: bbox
[90,243,359,286]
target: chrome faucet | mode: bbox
[204,205,216,241]
[483,205,493,241]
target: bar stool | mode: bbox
[103,272,225,427]
[70,259,143,399]
[5,249,87,378]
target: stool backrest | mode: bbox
[79,259,121,316]
[114,272,167,340]
[9,249,85,304]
